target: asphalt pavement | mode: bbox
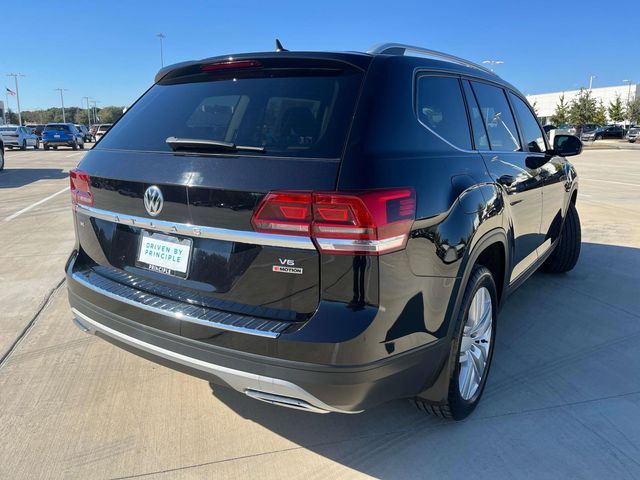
[1,146,639,479]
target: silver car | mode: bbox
[627,126,639,143]
[0,125,40,150]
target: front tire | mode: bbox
[71,141,78,151]
[414,265,497,420]
[20,140,27,151]
[542,202,581,273]
[34,140,40,150]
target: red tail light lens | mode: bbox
[200,60,262,71]
[69,168,93,207]
[251,192,312,235]
[251,189,416,255]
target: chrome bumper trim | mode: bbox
[74,204,316,250]
[71,270,288,338]
[72,308,357,414]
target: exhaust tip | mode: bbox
[73,317,93,334]
[244,389,329,414]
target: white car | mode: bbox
[94,123,112,141]
[0,125,40,150]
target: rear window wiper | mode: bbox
[166,137,265,153]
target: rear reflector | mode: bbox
[200,60,262,71]
[69,168,93,207]
[251,189,416,255]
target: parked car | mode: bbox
[67,43,582,420]
[94,123,112,141]
[0,135,4,171]
[75,124,93,143]
[627,126,640,143]
[30,124,46,139]
[0,125,40,150]
[556,123,578,136]
[42,123,85,150]
[582,125,625,141]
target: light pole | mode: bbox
[55,88,68,122]
[482,60,504,72]
[7,73,25,125]
[623,80,632,126]
[91,100,100,123]
[157,33,166,67]
[589,75,596,91]
[82,96,92,125]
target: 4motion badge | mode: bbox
[272,258,303,275]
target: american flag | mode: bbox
[6,87,16,96]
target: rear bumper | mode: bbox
[67,261,449,413]
[44,140,75,146]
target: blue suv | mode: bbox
[42,123,85,150]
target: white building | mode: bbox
[526,83,639,125]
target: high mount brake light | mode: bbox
[69,168,93,207]
[200,60,262,72]
[251,189,416,255]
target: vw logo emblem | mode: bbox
[144,186,164,217]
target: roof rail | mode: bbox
[367,43,497,76]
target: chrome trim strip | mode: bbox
[314,234,407,253]
[74,204,316,250]
[72,308,358,414]
[71,271,281,338]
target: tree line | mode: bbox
[550,89,640,126]
[3,106,125,125]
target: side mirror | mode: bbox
[552,134,582,157]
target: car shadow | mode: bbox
[0,168,68,188]
[209,241,640,478]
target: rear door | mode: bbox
[74,56,367,322]
[465,80,544,282]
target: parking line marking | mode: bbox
[585,179,639,187]
[64,153,83,158]
[3,186,70,222]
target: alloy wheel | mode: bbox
[458,286,493,400]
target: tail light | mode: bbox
[251,189,416,255]
[69,168,93,207]
[200,59,262,71]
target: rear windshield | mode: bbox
[45,124,70,131]
[97,69,363,158]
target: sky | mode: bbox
[1,0,638,110]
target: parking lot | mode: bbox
[1,145,639,479]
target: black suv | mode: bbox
[66,43,582,419]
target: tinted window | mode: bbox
[462,80,489,150]
[509,93,546,153]
[416,76,471,149]
[471,82,520,151]
[98,71,363,158]
[45,124,70,131]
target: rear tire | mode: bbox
[44,144,50,150]
[542,202,581,273]
[413,265,497,420]
[34,140,40,150]
[72,141,78,151]
[0,148,4,171]
[20,140,27,151]
[53,146,58,150]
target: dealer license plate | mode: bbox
[136,231,192,278]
